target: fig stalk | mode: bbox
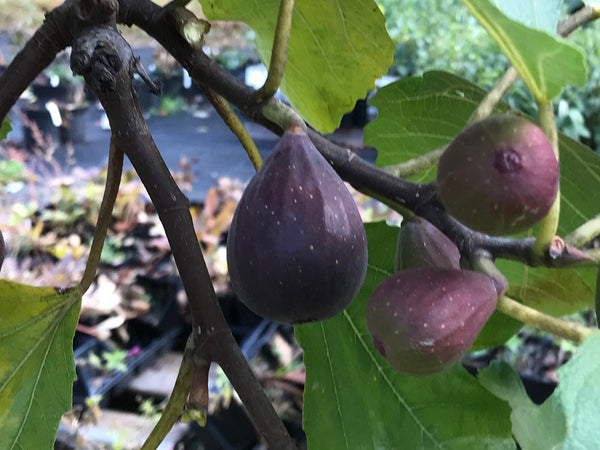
[533,100,560,254]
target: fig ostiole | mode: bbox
[226,128,368,324]
[436,114,559,236]
[366,267,500,376]
[395,216,460,271]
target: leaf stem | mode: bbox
[533,101,560,255]
[78,141,123,293]
[564,213,600,248]
[141,335,194,450]
[586,248,600,262]
[255,0,295,102]
[496,295,595,343]
[384,146,446,178]
[204,88,263,170]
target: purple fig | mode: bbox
[395,216,460,271]
[437,115,559,236]
[366,268,499,376]
[227,128,368,324]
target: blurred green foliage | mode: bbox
[378,0,600,150]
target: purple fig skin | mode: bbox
[227,129,368,324]
[395,216,460,271]
[366,268,499,376]
[437,115,559,236]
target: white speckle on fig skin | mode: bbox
[365,268,498,376]
[437,115,559,236]
[227,130,367,324]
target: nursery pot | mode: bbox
[31,82,71,104]
[59,103,90,144]
[22,105,59,150]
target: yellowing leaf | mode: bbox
[201,0,394,132]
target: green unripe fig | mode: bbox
[395,216,460,271]
[366,268,499,376]
[437,115,559,236]
[227,127,368,324]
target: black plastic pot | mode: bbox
[31,83,71,104]
[59,104,89,144]
[154,71,184,98]
[134,77,161,113]
[72,326,184,406]
[22,105,59,150]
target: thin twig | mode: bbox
[564,213,600,247]
[141,335,194,450]
[467,67,519,124]
[256,0,296,102]
[384,146,446,178]
[79,141,123,293]
[204,88,263,170]
[557,4,599,36]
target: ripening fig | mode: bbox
[227,127,368,324]
[366,268,500,376]
[437,115,559,236]
[395,216,460,271]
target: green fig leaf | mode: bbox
[365,71,511,175]
[497,261,595,317]
[479,331,600,449]
[490,0,563,34]
[0,118,11,141]
[200,0,394,133]
[295,222,515,449]
[478,361,567,450]
[365,71,599,332]
[460,0,587,101]
[471,310,522,352]
[0,281,81,449]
